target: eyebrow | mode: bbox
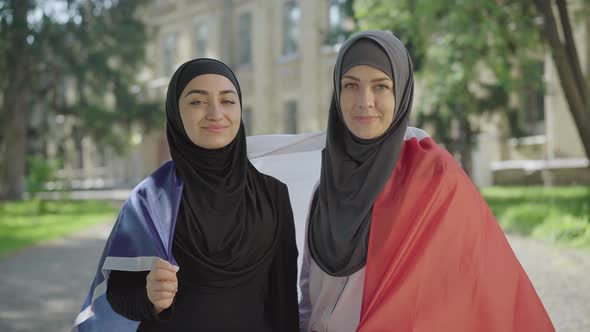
[184,89,208,97]
[219,90,238,96]
[184,89,238,97]
[341,75,392,83]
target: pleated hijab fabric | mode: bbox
[309,31,415,276]
[166,58,279,287]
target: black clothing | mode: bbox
[166,59,278,285]
[106,58,299,331]
[107,177,299,332]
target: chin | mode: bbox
[351,129,380,140]
[204,140,232,149]
[191,136,233,149]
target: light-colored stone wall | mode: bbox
[143,0,338,137]
[88,0,341,186]
[49,1,589,188]
[544,3,588,160]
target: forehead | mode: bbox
[182,74,236,93]
[341,65,392,80]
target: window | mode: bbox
[162,32,177,76]
[285,101,298,134]
[282,0,300,56]
[195,23,208,58]
[153,0,176,13]
[521,62,545,135]
[96,147,107,167]
[243,107,253,135]
[57,144,66,170]
[325,0,349,45]
[238,13,252,65]
[75,137,84,170]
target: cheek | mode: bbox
[227,108,241,127]
[179,109,205,134]
[234,109,243,123]
[186,112,202,123]
[178,109,192,132]
[381,97,396,122]
[389,101,396,122]
[339,95,354,121]
[221,108,241,137]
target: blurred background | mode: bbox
[0,0,589,331]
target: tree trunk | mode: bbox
[0,0,31,200]
[456,104,473,177]
[533,0,590,162]
[463,119,474,178]
[0,93,28,200]
[556,0,589,106]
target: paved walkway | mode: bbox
[0,222,113,332]
[0,225,588,331]
[508,234,590,332]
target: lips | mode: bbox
[354,116,379,124]
[203,125,229,133]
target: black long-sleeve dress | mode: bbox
[106,177,299,332]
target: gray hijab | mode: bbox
[308,30,415,276]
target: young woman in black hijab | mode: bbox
[106,58,299,331]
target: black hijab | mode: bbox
[309,31,415,277]
[166,58,279,287]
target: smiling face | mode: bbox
[339,65,396,140]
[178,74,241,149]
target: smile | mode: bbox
[203,125,229,133]
[354,116,379,124]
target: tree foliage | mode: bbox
[0,0,160,200]
[353,0,590,174]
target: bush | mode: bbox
[26,156,61,197]
[25,156,61,213]
[532,214,590,248]
[500,203,553,235]
[482,186,590,249]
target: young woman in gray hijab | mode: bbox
[298,30,554,332]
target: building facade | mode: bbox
[142,0,350,136]
[42,0,588,189]
[43,0,351,190]
[482,7,590,186]
[137,0,353,177]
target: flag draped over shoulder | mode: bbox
[72,160,183,332]
[358,133,555,332]
[72,133,324,332]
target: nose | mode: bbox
[357,88,375,111]
[206,101,223,121]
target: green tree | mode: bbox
[354,0,590,174]
[26,155,60,213]
[0,0,160,200]
[0,0,32,200]
[532,0,590,158]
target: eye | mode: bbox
[189,100,207,106]
[376,84,390,90]
[222,100,236,105]
[343,82,357,89]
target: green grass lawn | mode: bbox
[482,186,590,249]
[0,187,587,257]
[0,199,117,257]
